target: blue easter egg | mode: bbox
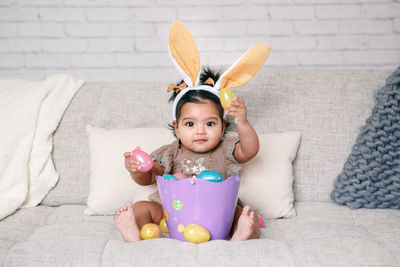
[197,170,223,183]
[163,174,179,181]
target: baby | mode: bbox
[114,20,270,243]
[115,71,260,242]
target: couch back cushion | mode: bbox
[42,68,392,205]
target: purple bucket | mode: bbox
[156,176,241,241]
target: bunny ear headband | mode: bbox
[169,20,270,120]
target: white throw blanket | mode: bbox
[0,74,84,220]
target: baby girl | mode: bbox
[114,21,270,242]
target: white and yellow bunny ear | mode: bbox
[169,21,201,87]
[215,43,270,90]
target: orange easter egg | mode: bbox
[140,223,162,240]
[219,88,235,110]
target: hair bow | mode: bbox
[167,82,187,93]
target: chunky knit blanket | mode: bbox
[331,67,400,209]
[0,74,84,220]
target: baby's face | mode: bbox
[174,100,224,153]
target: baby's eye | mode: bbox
[207,122,215,127]
[185,122,194,127]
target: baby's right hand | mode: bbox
[124,152,141,174]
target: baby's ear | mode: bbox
[172,120,180,137]
[215,43,270,90]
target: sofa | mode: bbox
[1,67,399,267]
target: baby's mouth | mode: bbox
[194,139,207,143]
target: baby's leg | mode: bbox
[230,205,260,241]
[114,200,163,243]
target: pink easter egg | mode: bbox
[173,173,186,180]
[258,215,264,228]
[131,148,153,172]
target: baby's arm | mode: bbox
[227,97,259,163]
[124,151,164,186]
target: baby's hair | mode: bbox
[168,66,230,138]
[175,90,224,122]
[168,66,222,103]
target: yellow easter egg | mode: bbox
[177,224,185,232]
[140,223,162,240]
[219,88,235,110]
[183,224,210,244]
[159,218,169,234]
[164,209,169,221]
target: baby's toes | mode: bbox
[249,210,256,219]
[242,205,251,216]
[126,201,133,209]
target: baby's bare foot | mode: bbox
[231,205,260,241]
[114,201,141,242]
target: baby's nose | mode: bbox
[196,125,206,134]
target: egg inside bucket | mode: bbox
[156,175,241,242]
[197,170,223,183]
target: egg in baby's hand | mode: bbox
[219,88,236,110]
[140,223,162,240]
[131,148,153,172]
[183,224,210,244]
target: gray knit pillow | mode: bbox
[331,67,400,209]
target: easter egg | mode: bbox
[131,148,153,172]
[163,174,179,181]
[159,218,169,234]
[258,215,264,228]
[172,200,183,211]
[164,210,169,221]
[173,172,186,180]
[177,224,185,232]
[140,223,162,240]
[197,170,223,183]
[219,88,235,110]
[184,224,210,244]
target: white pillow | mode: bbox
[85,126,301,219]
[239,131,301,219]
[85,126,175,215]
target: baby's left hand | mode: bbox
[227,97,248,126]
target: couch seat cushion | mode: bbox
[1,203,399,266]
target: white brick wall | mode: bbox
[0,0,399,81]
